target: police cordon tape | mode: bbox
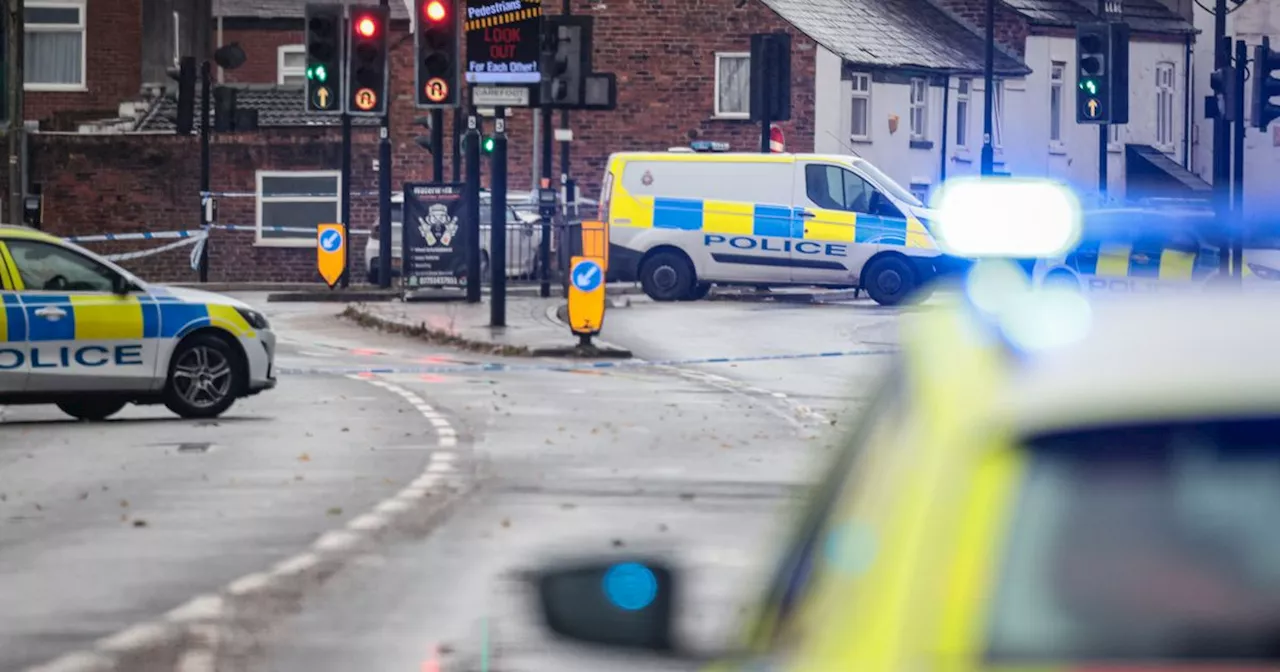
[63,224,372,244]
[275,348,900,377]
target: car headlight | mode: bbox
[1247,263,1280,281]
[236,308,270,330]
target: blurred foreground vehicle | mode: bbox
[0,225,276,420]
[525,179,1280,669]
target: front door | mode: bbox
[4,238,160,392]
[0,245,28,394]
[790,162,884,285]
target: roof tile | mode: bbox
[137,86,380,131]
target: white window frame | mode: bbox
[173,11,181,66]
[1049,62,1065,147]
[713,52,750,119]
[1155,61,1176,152]
[24,0,87,92]
[954,77,971,150]
[850,72,872,141]
[255,170,342,248]
[278,44,307,86]
[909,77,929,141]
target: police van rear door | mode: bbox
[4,238,160,393]
[0,242,29,394]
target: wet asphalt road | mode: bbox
[1,294,898,671]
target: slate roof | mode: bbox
[762,0,1030,75]
[213,0,412,20]
[1004,0,1195,34]
[136,86,379,131]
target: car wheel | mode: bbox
[163,332,244,419]
[640,251,695,302]
[863,256,917,306]
[57,398,128,421]
[682,282,712,301]
[367,267,379,285]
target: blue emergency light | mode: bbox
[689,140,730,152]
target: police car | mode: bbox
[0,225,276,421]
[599,146,964,305]
[524,179,1280,670]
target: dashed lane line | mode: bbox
[24,376,466,672]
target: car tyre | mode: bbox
[57,398,128,422]
[163,332,243,419]
[640,251,695,302]
[682,282,712,301]
[863,256,917,306]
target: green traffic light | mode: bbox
[1080,79,1098,95]
[482,136,495,153]
[306,65,328,82]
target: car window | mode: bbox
[6,239,118,293]
[986,418,1280,662]
[804,165,875,214]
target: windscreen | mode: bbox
[852,159,924,209]
[986,418,1280,662]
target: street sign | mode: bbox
[769,124,784,152]
[316,223,346,287]
[464,0,542,84]
[567,256,605,335]
[1084,98,1101,119]
[354,87,378,111]
[423,77,450,103]
[472,85,530,107]
[312,85,335,111]
[403,182,469,288]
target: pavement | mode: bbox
[1,288,902,671]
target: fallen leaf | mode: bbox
[120,499,129,508]
[327,507,343,516]
[611,538,625,547]
[297,453,311,462]
[341,427,350,433]
[678,493,695,501]
[500,518,511,528]
[78,492,89,500]
[133,519,148,528]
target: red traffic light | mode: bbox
[355,15,378,37]
[424,0,446,21]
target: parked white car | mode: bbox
[364,192,544,285]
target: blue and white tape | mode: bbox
[64,224,373,244]
[276,348,899,377]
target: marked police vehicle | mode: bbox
[1031,207,1280,292]
[0,225,277,421]
[600,145,964,305]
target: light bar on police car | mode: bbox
[932,177,1082,258]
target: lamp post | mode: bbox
[980,0,996,175]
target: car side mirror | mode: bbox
[112,275,135,295]
[534,558,679,653]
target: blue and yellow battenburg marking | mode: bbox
[1062,241,1256,283]
[0,291,254,344]
[615,196,936,250]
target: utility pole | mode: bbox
[1212,0,1230,276]
[1097,0,1109,201]
[198,61,212,282]
[980,0,995,175]
[560,0,574,225]
[7,0,24,226]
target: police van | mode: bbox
[1030,207,1280,292]
[1,225,277,421]
[599,147,963,305]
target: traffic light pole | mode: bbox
[491,107,509,327]
[1213,6,1230,277]
[452,108,461,182]
[430,108,444,182]
[1097,125,1107,199]
[464,96,482,304]
[979,0,995,176]
[540,105,553,298]
[198,60,212,283]
[1231,38,1247,283]
[341,111,353,288]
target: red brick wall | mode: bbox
[219,27,305,84]
[930,0,1029,56]
[26,0,143,129]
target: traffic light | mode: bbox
[304,4,343,114]
[168,56,197,134]
[1075,23,1128,124]
[1252,36,1280,130]
[347,5,388,116]
[415,0,459,108]
[750,33,792,122]
[541,16,590,108]
[1208,65,1236,122]
[482,135,496,155]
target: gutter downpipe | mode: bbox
[1183,31,1192,169]
[939,72,951,183]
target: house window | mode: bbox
[955,78,971,148]
[850,72,871,140]
[1050,62,1065,143]
[278,45,307,87]
[993,79,1005,149]
[1156,61,1175,150]
[714,52,750,118]
[909,78,928,140]
[256,171,342,246]
[25,1,86,90]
